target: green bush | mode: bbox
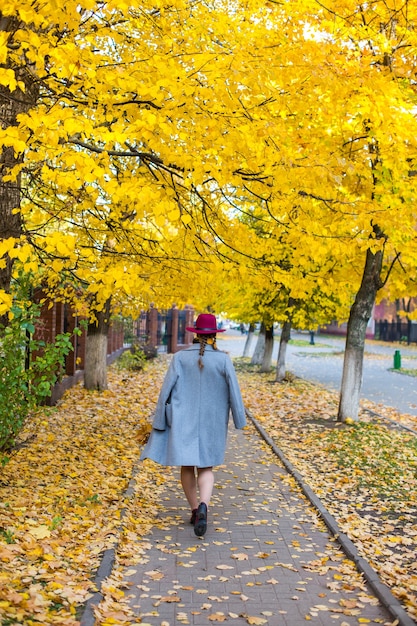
[116,345,147,371]
[0,306,75,457]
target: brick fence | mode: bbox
[135,305,194,353]
[33,292,125,404]
[33,295,194,404]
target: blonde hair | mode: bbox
[195,333,218,369]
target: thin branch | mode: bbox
[381,251,401,288]
[113,99,162,109]
[67,137,157,159]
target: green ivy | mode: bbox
[0,304,76,458]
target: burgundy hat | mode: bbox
[186,313,226,334]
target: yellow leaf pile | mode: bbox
[0,359,168,625]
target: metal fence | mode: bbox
[374,320,417,344]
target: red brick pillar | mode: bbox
[106,327,110,355]
[55,302,65,335]
[114,321,123,351]
[170,306,179,353]
[44,302,56,343]
[31,292,57,362]
[148,307,158,347]
[107,325,113,355]
[114,323,120,351]
[64,308,77,376]
[33,292,56,344]
[77,321,86,370]
[184,305,194,346]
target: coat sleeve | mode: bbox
[224,355,247,429]
[152,357,179,431]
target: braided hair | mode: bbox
[193,333,218,369]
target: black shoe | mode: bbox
[190,508,198,525]
[194,502,207,537]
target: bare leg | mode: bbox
[197,467,214,506]
[181,466,198,510]
[193,467,213,537]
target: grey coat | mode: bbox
[140,345,246,467]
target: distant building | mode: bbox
[321,297,417,343]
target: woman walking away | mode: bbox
[140,313,246,537]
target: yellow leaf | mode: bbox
[0,33,9,63]
[0,290,13,316]
[0,238,16,257]
[28,525,51,539]
[168,208,181,221]
[0,127,26,153]
[0,68,18,91]
[181,213,192,225]
[52,259,64,273]
[145,569,164,580]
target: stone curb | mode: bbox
[248,409,416,626]
[79,467,140,626]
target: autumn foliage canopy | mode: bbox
[0,0,416,321]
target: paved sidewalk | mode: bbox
[119,424,396,626]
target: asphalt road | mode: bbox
[217,329,417,417]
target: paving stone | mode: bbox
[118,424,398,626]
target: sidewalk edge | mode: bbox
[78,466,140,626]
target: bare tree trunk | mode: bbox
[251,322,265,365]
[275,320,292,382]
[338,246,384,422]
[84,299,111,391]
[260,325,274,372]
[243,323,254,357]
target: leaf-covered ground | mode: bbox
[0,354,416,624]
[234,359,417,622]
[0,360,167,626]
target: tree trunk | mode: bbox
[251,322,265,365]
[275,320,292,382]
[84,300,111,391]
[260,325,274,372]
[338,246,384,422]
[0,16,39,327]
[243,323,255,357]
